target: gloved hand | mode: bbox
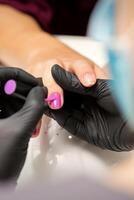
[0,67,47,182]
[0,67,43,117]
[44,65,134,152]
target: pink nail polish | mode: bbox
[4,79,17,95]
[45,92,61,110]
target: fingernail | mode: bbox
[83,73,96,86]
[45,92,61,110]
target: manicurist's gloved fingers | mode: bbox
[47,65,134,151]
[48,107,89,141]
[51,65,119,114]
[0,67,44,101]
[0,67,40,97]
[0,67,39,86]
[0,86,47,181]
[48,105,133,151]
[13,86,47,134]
[52,64,110,96]
[51,64,86,94]
[0,86,47,143]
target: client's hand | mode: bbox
[0,67,47,182]
[45,65,134,152]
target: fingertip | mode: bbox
[51,64,63,81]
[45,91,64,110]
[72,61,96,87]
[51,64,61,72]
[79,72,96,87]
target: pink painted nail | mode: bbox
[45,92,61,110]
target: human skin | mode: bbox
[0,4,108,136]
[0,5,108,109]
[1,2,134,192]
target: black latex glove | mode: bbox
[0,67,43,117]
[0,67,47,182]
[44,65,134,152]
